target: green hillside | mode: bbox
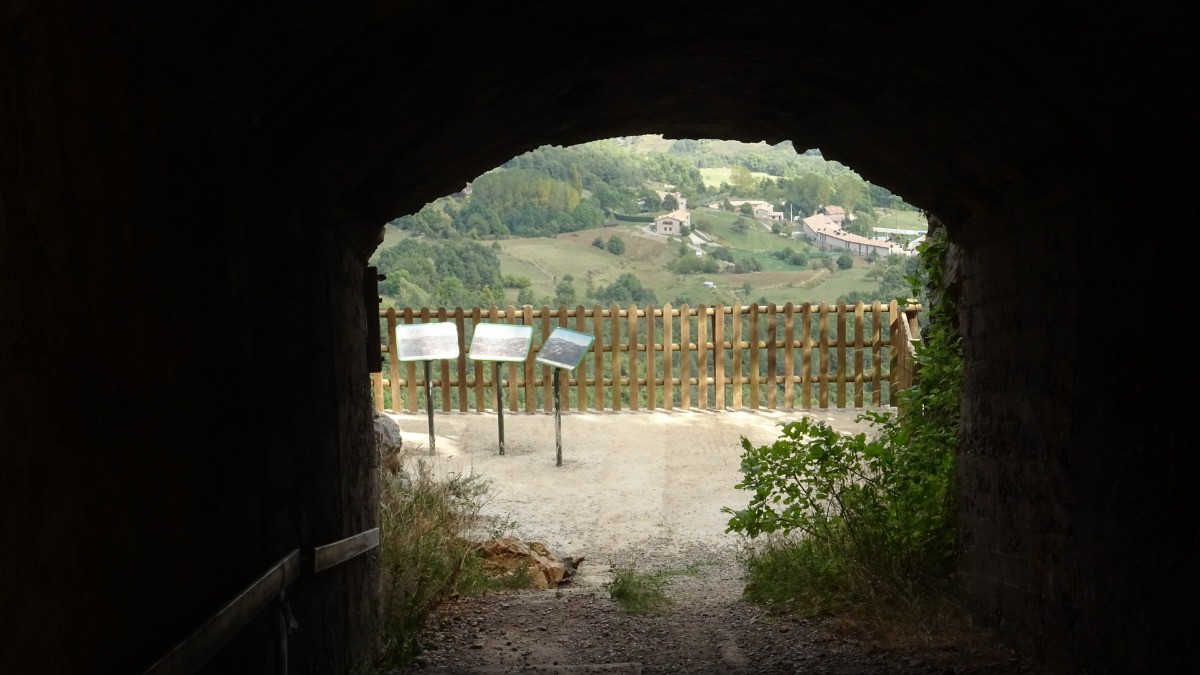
[372,135,924,311]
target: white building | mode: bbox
[797,214,906,258]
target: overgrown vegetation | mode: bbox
[723,222,962,624]
[605,562,706,615]
[376,457,525,668]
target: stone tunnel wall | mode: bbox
[0,7,379,671]
[953,198,1187,673]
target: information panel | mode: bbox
[535,327,594,371]
[394,322,460,361]
[468,323,533,362]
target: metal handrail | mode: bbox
[142,526,380,675]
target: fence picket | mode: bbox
[783,302,795,410]
[662,303,674,411]
[679,303,691,410]
[609,304,621,411]
[627,305,639,411]
[871,301,883,406]
[749,304,760,410]
[646,305,657,410]
[713,304,725,409]
[731,304,742,408]
[540,306,553,411]
[854,302,865,408]
[404,308,417,413]
[592,305,604,410]
[836,302,847,409]
[697,303,708,409]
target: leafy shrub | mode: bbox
[724,224,961,616]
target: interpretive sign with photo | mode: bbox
[535,327,594,371]
[468,323,533,362]
[395,321,460,361]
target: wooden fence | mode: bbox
[371,301,922,414]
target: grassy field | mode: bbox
[374,217,888,310]
[494,219,882,307]
[698,167,779,190]
[873,208,927,231]
[690,209,803,252]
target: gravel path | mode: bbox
[380,410,1050,675]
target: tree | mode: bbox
[595,272,656,305]
[662,193,679,211]
[592,237,606,249]
[730,165,755,194]
[738,202,754,216]
[638,188,662,213]
[670,255,719,274]
[553,279,577,307]
[837,253,854,269]
[569,164,583,193]
[876,253,918,301]
[606,236,626,255]
[516,288,536,306]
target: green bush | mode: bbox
[723,223,961,616]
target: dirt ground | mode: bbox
[380,408,1049,675]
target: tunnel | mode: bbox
[0,2,1192,673]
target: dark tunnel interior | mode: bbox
[1,3,1194,673]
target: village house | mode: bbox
[753,205,786,221]
[656,190,687,210]
[654,209,691,235]
[796,213,906,258]
[821,204,848,224]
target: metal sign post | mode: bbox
[393,321,460,456]
[535,327,594,467]
[494,362,506,454]
[553,366,563,466]
[467,322,533,456]
[423,360,435,455]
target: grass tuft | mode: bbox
[376,455,500,668]
[605,562,705,615]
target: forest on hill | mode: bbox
[371,136,926,310]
